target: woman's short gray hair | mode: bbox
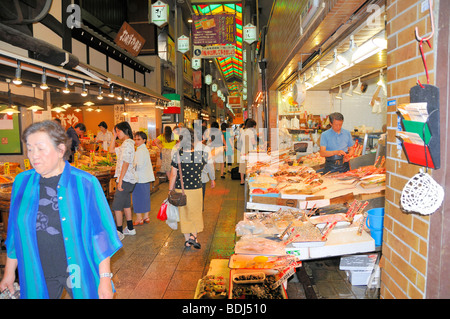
[22,120,72,161]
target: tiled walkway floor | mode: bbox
[111,169,247,299]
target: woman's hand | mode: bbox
[117,179,123,191]
[98,278,114,299]
[210,180,216,189]
[0,257,18,295]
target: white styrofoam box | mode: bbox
[339,254,378,271]
[346,266,380,286]
[308,227,375,259]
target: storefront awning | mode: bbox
[76,63,169,102]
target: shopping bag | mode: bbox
[166,202,179,230]
[157,199,168,221]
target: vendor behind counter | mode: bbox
[319,112,354,174]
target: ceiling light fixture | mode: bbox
[305,69,315,89]
[12,61,22,85]
[352,31,387,64]
[345,81,353,97]
[377,69,387,95]
[62,75,70,94]
[40,67,49,90]
[116,87,123,101]
[0,81,21,115]
[81,81,88,97]
[52,106,66,113]
[335,86,343,100]
[353,78,363,95]
[337,35,357,67]
[314,63,322,83]
[323,48,339,77]
[108,84,115,98]
[97,86,103,100]
[27,84,44,112]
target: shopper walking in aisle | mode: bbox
[319,112,354,174]
[95,121,113,152]
[66,122,86,163]
[221,122,234,174]
[207,121,225,177]
[109,121,137,240]
[168,128,208,249]
[201,126,216,210]
[0,120,122,299]
[132,131,155,226]
[155,126,178,180]
[238,119,257,185]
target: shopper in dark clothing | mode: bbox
[66,123,86,163]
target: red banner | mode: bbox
[193,70,202,89]
[217,98,224,109]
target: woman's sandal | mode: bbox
[133,219,144,226]
[187,233,201,249]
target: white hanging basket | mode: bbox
[400,170,444,215]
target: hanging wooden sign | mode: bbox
[114,22,146,56]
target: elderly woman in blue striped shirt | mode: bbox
[0,120,122,299]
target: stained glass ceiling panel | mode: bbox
[192,3,243,93]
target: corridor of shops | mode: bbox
[85,171,378,300]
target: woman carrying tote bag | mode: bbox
[168,128,208,249]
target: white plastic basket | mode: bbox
[400,170,444,215]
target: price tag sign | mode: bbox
[4,162,10,175]
[90,150,94,167]
[24,159,31,170]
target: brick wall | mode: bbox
[382,0,435,299]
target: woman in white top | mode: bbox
[96,121,113,151]
[109,121,137,240]
[238,119,257,185]
[132,131,155,225]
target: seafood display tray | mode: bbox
[229,269,288,299]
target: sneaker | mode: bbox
[123,227,136,236]
[117,230,125,241]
